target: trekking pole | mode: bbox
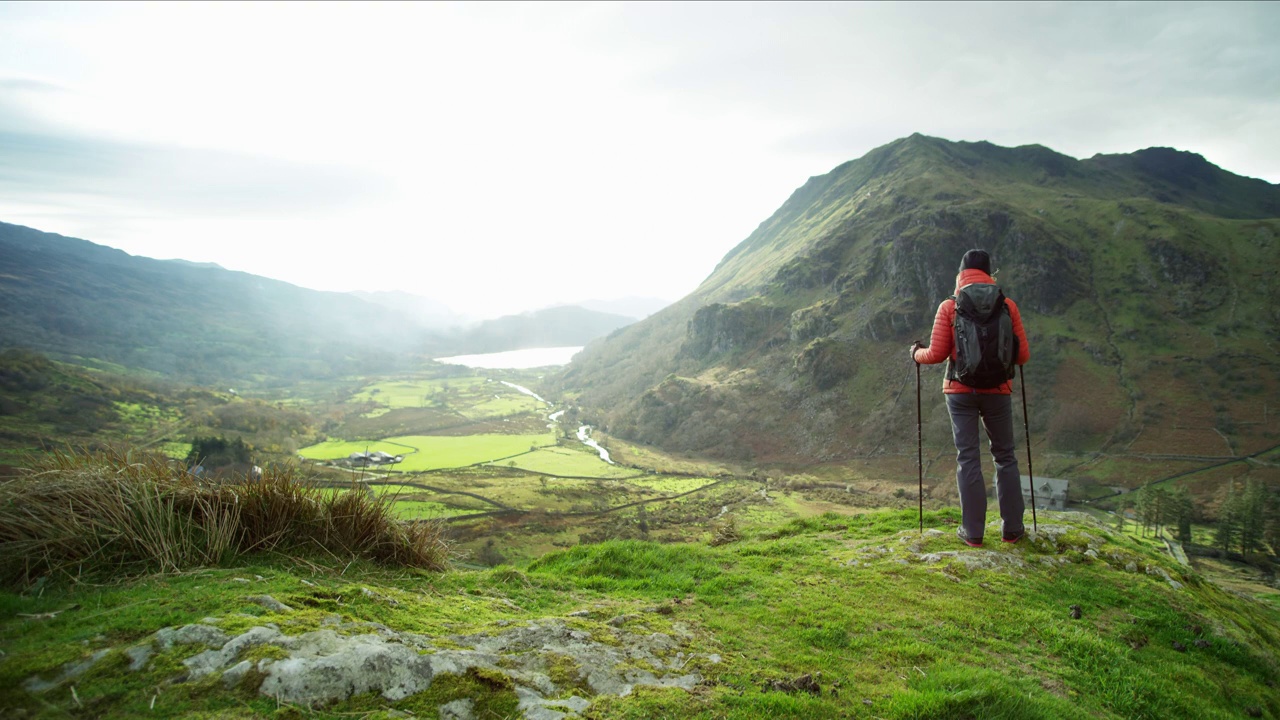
[916,358,923,534]
[1019,366,1037,532]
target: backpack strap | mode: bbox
[946,294,958,382]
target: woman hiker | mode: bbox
[911,249,1031,547]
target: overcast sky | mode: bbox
[1,1,1277,319]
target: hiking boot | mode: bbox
[956,527,983,547]
[1002,529,1026,544]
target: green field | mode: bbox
[296,439,420,461]
[352,377,487,409]
[496,446,641,478]
[386,433,554,471]
[390,499,484,519]
[460,394,545,419]
[626,475,719,494]
[299,433,554,471]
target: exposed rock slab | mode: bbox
[128,614,705,718]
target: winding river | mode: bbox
[575,424,614,464]
[501,381,613,464]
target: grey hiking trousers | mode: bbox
[946,393,1025,541]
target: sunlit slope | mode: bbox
[555,135,1280,477]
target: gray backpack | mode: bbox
[947,283,1016,388]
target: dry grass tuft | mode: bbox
[0,447,449,586]
[709,516,742,546]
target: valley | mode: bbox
[2,134,1279,719]
[280,356,887,566]
[8,338,1271,600]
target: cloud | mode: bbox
[0,126,384,217]
[1,1,1277,320]
[0,77,66,93]
[589,2,1280,180]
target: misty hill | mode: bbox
[0,222,428,386]
[555,135,1280,485]
[349,289,464,330]
[444,305,636,355]
[570,296,671,320]
[0,224,644,386]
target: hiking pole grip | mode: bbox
[1020,366,1037,532]
[916,360,923,534]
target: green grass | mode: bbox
[1,510,1277,719]
[626,475,718,494]
[352,377,486,409]
[348,375,547,421]
[300,432,555,470]
[531,510,1280,719]
[388,433,555,471]
[390,499,481,519]
[296,438,421,461]
[461,394,545,419]
[366,484,493,518]
[496,446,641,478]
[111,401,182,432]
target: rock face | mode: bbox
[85,614,711,718]
[682,300,786,360]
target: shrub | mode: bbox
[709,516,742,546]
[0,447,449,586]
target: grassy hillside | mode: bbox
[554,136,1280,494]
[2,507,1276,719]
[0,222,431,387]
[0,347,345,471]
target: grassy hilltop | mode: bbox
[2,493,1277,719]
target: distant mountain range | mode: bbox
[554,135,1280,481]
[565,296,671,320]
[442,306,635,355]
[350,286,670,330]
[349,290,463,330]
[0,222,638,385]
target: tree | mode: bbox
[1135,486,1169,538]
[1215,481,1242,555]
[1240,479,1267,555]
[1170,485,1194,545]
[186,435,252,468]
[1135,488,1151,538]
[1114,499,1132,533]
[1264,485,1280,556]
[1150,487,1169,538]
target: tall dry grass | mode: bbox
[0,448,449,586]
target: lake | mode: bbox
[434,346,583,369]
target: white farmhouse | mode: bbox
[1020,475,1069,510]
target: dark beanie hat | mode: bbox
[959,249,991,274]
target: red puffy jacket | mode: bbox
[912,269,1030,394]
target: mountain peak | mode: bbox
[1087,145,1279,217]
[557,134,1280,469]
